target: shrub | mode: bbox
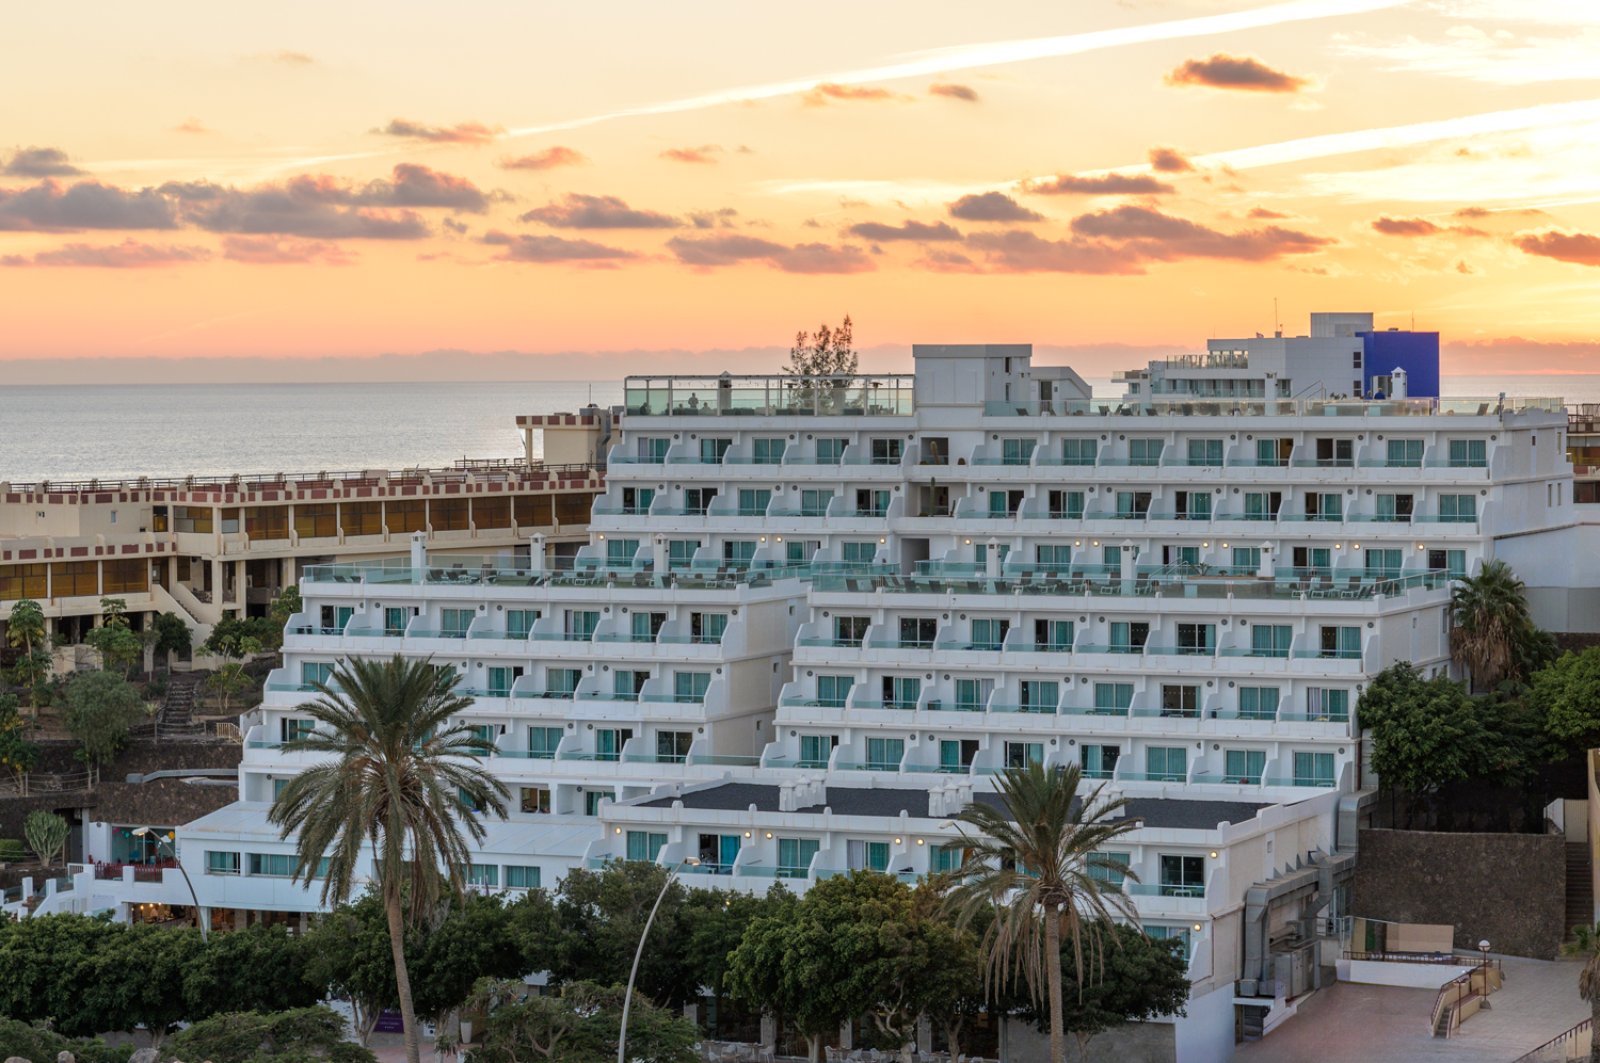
[0,1016,132,1063]
[163,1006,377,1063]
[0,837,25,861]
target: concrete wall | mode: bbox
[1351,827,1566,959]
[1001,1016,1175,1063]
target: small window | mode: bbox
[506,866,541,889]
[205,851,241,875]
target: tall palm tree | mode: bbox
[269,654,508,1063]
[1562,923,1600,1063]
[1450,559,1534,691]
[946,762,1143,1063]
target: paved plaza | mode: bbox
[1237,955,1590,1063]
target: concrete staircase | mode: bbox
[1566,842,1593,938]
[156,672,205,740]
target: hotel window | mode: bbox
[1293,547,1332,576]
[1176,491,1211,520]
[737,489,771,517]
[1251,625,1291,658]
[511,495,552,528]
[0,563,48,601]
[1128,438,1164,466]
[440,608,473,637]
[866,737,905,770]
[1305,688,1350,721]
[1365,549,1403,579]
[798,734,837,769]
[205,851,241,875]
[1256,438,1292,467]
[1161,685,1199,717]
[1037,544,1072,570]
[1439,494,1477,523]
[834,615,869,645]
[556,491,595,525]
[383,607,409,636]
[101,559,147,595]
[1306,492,1343,520]
[841,541,878,565]
[280,717,314,743]
[954,678,991,712]
[613,670,647,700]
[248,853,296,877]
[639,437,670,462]
[1001,438,1036,466]
[816,675,853,708]
[52,561,98,597]
[1114,491,1151,518]
[870,438,903,465]
[1375,493,1414,522]
[387,499,427,533]
[245,506,290,540]
[1145,746,1187,782]
[1186,438,1223,466]
[882,676,920,710]
[1427,549,1467,579]
[431,498,469,532]
[816,437,848,464]
[1176,623,1215,655]
[462,864,499,888]
[847,840,890,872]
[1293,751,1337,787]
[1232,546,1261,572]
[800,489,833,517]
[1109,621,1148,653]
[472,497,510,529]
[934,844,967,873]
[1159,855,1205,897]
[606,538,640,566]
[595,728,632,761]
[1047,490,1084,519]
[691,612,727,643]
[566,610,599,639]
[856,489,890,517]
[299,662,334,689]
[1093,683,1133,712]
[899,616,937,648]
[1081,744,1119,779]
[1005,741,1044,768]
[656,731,692,763]
[506,609,540,639]
[1314,438,1354,467]
[1243,491,1281,520]
[520,786,551,814]
[1320,626,1361,659]
[940,738,979,771]
[506,866,541,889]
[1238,686,1279,719]
[1088,852,1130,886]
[777,838,820,877]
[1061,438,1097,466]
[684,488,717,516]
[1020,680,1058,713]
[585,791,607,816]
[752,438,786,464]
[971,618,1009,651]
[527,727,563,759]
[1147,926,1194,962]
[921,437,950,466]
[1448,439,1487,468]
[1386,439,1423,468]
[466,724,495,749]
[627,831,667,862]
[1225,749,1265,784]
[667,539,699,570]
[545,668,580,697]
[700,832,742,869]
[786,539,821,564]
[974,542,1009,568]
[1034,618,1072,651]
[699,437,732,463]
[620,487,654,515]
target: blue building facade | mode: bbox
[1361,329,1440,399]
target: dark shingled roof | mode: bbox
[640,783,1267,831]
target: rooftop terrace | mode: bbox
[623,374,915,418]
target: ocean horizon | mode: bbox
[2,374,1594,483]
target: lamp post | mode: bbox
[618,857,700,1063]
[132,826,207,942]
[1478,939,1492,1009]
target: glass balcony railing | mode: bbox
[1127,883,1206,898]
[623,374,915,417]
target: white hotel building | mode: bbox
[19,328,1586,1061]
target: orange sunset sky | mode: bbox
[2,0,1598,380]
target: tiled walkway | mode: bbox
[1236,956,1590,1063]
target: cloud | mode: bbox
[160,176,431,238]
[376,163,490,211]
[497,146,587,171]
[689,208,739,229]
[1335,26,1600,86]
[441,217,469,235]
[374,118,503,145]
[667,234,875,273]
[1069,204,1331,260]
[521,193,681,229]
[1165,53,1307,92]
[1512,230,1600,267]
[1027,173,1175,195]
[220,235,355,265]
[660,145,722,164]
[845,219,963,242]
[0,180,178,231]
[929,83,979,102]
[1371,215,1487,237]
[481,230,638,265]
[1455,259,1474,274]
[1247,207,1291,219]
[1148,147,1194,173]
[1,239,209,268]
[4,147,83,177]
[803,83,903,106]
[174,118,211,135]
[268,50,314,65]
[963,231,1139,274]
[948,191,1044,223]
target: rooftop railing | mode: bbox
[811,567,1450,600]
[301,555,818,591]
[984,396,1562,418]
[1,462,603,496]
[623,374,914,418]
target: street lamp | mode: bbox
[1478,939,1492,1009]
[132,827,207,942]
[618,856,700,1063]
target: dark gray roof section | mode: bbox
[638,783,1268,831]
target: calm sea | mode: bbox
[0,375,1593,483]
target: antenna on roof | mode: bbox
[1273,297,1281,338]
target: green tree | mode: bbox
[946,763,1142,1063]
[4,598,50,708]
[24,809,69,867]
[151,611,193,670]
[551,861,695,1005]
[79,921,201,1049]
[1036,923,1191,1061]
[86,622,143,678]
[64,670,145,780]
[204,642,261,714]
[467,979,698,1063]
[0,692,40,792]
[203,614,277,656]
[1536,647,1600,753]
[1358,663,1501,826]
[1564,922,1600,1063]
[184,923,322,1020]
[303,893,400,1045]
[266,583,304,650]
[410,891,529,1042]
[786,315,856,377]
[165,1005,378,1063]
[0,1017,130,1063]
[0,910,111,1028]
[680,883,795,1032]
[1451,559,1541,691]
[268,654,509,1063]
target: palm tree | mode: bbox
[946,762,1143,1063]
[4,598,48,709]
[1562,923,1600,1063]
[269,654,508,1063]
[1450,559,1534,691]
